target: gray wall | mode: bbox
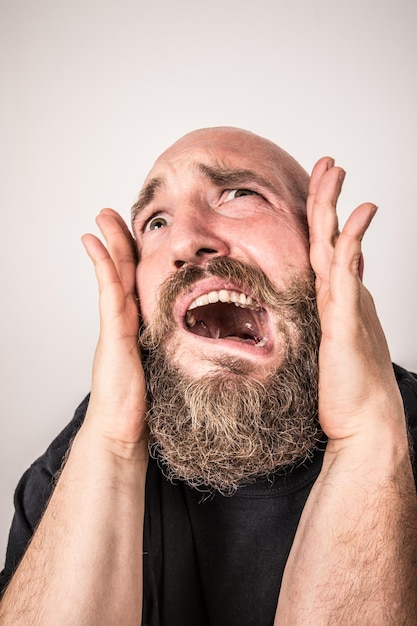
[1,0,416,563]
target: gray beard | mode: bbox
[141,260,322,495]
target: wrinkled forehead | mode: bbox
[133,128,310,231]
[145,128,300,184]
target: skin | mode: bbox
[276,157,417,623]
[0,128,416,624]
[134,127,311,379]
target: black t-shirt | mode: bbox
[1,364,417,625]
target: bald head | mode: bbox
[133,127,310,236]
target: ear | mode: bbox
[358,252,364,281]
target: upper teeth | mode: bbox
[188,290,260,311]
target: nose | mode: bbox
[168,207,230,270]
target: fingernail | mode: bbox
[338,170,346,183]
[326,158,335,170]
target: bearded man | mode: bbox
[1,127,417,625]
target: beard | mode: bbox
[140,257,322,495]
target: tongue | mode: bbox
[191,303,262,342]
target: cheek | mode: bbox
[245,227,310,282]
[136,263,157,324]
[136,256,177,324]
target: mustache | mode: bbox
[140,257,316,350]
[156,256,287,308]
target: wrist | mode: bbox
[68,426,149,486]
[80,398,149,460]
[322,417,412,484]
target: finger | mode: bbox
[306,156,334,225]
[81,233,123,294]
[95,210,137,297]
[82,233,140,341]
[308,166,346,282]
[330,202,377,303]
[100,208,138,261]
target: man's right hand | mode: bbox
[0,209,148,624]
[82,208,148,456]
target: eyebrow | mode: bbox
[196,163,276,193]
[131,162,276,223]
[131,177,164,223]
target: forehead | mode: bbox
[131,128,310,228]
[145,129,283,183]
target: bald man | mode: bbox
[1,128,417,625]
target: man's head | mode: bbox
[132,127,321,493]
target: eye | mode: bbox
[224,189,258,201]
[144,215,168,232]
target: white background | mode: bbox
[1,0,416,564]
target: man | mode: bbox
[1,127,416,624]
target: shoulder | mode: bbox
[13,394,90,526]
[394,363,417,429]
[0,395,90,593]
[393,364,417,485]
[23,394,90,484]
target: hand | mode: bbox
[275,161,417,626]
[81,209,148,454]
[307,158,404,444]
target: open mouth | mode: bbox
[184,289,269,347]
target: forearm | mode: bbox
[0,427,148,626]
[275,423,417,625]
